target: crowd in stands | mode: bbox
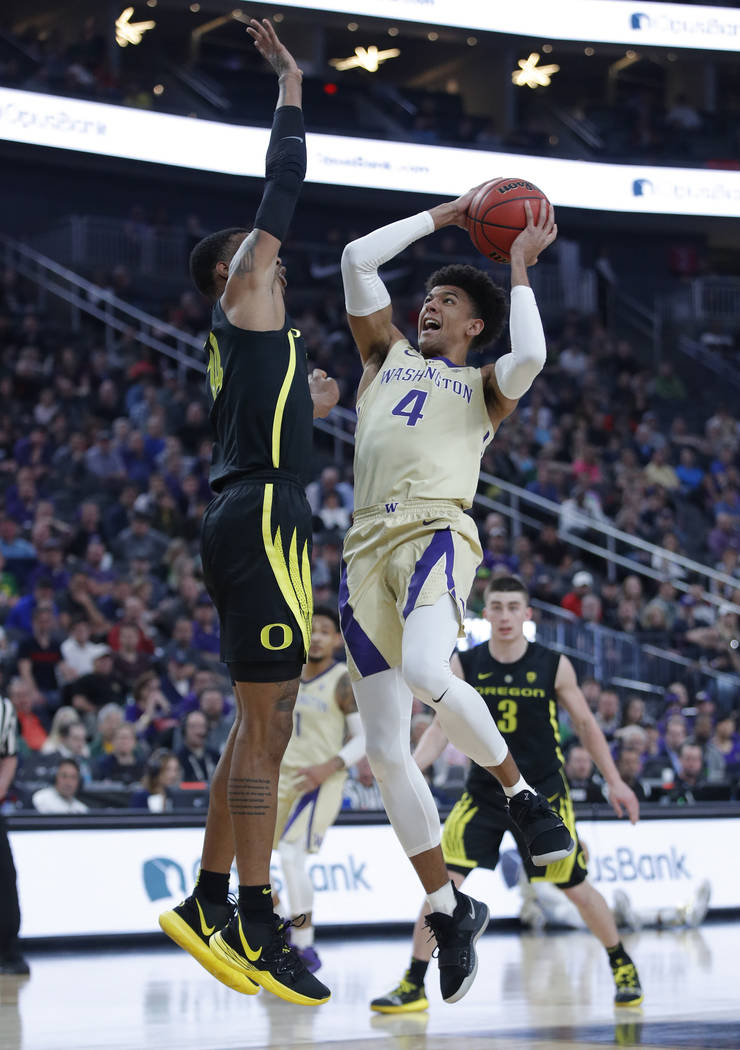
[1,195,740,816]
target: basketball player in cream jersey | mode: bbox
[340,189,570,1004]
[273,606,363,974]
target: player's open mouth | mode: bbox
[422,319,441,331]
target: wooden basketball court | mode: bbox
[1,923,737,1050]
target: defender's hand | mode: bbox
[607,778,640,824]
[309,369,340,418]
[509,200,557,267]
[247,18,302,81]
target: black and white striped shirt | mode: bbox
[0,697,18,759]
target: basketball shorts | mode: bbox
[274,767,347,853]
[339,500,482,681]
[441,770,588,888]
[201,476,313,682]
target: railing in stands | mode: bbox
[529,598,738,702]
[0,233,202,378]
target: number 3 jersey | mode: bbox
[353,339,493,511]
[458,640,563,797]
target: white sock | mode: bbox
[292,925,314,949]
[427,880,456,916]
[503,775,534,798]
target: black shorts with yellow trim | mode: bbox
[441,769,587,889]
[201,474,313,682]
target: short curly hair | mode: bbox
[425,264,507,351]
[189,227,249,301]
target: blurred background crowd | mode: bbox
[0,0,738,817]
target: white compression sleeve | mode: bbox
[341,211,435,317]
[494,285,547,400]
[352,667,441,857]
[278,838,314,915]
[337,711,365,769]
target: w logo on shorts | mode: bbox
[385,502,398,513]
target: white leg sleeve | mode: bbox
[402,595,510,768]
[278,838,314,916]
[352,667,441,857]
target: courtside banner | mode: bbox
[9,816,739,938]
[260,0,740,52]
[1,88,739,218]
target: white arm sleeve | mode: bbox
[337,711,365,769]
[494,285,547,400]
[341,211,435,317]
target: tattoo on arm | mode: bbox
[336,672,357,714]
[227,777,272,817]
[230,230,261,278]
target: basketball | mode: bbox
[465,177,550,263]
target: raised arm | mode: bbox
[221,19,306,328]
[555,655,639,824]
[482,201,557,429]
[340,186,486,376]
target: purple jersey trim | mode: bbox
[339,563,390,677]
[403,528,456,619]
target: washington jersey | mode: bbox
[205,300,313,491]
[282,662,348,770]
[459,641,563,796]
[353,339,492,511]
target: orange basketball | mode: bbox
[465,177,549,263]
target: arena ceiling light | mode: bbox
[115,7,156,47]
[330,45,401,72]
[249,1,740,53]
[512,53,560,88]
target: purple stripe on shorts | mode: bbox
[339,562,390,677]
[402,528,455,619]
[281,786,319,844]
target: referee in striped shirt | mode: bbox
[0,696,29,975]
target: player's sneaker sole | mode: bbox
[159,908,259,995]
[209,919,331,1006]
[370,985,429,1013]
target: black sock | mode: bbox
[407,957,429,986]
[607,941,631,966]
[195,868,230,906]
[239,884,274,921]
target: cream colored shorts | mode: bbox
[273,767,347,853]
[339,499,482,681]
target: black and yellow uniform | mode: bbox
[441,640,587,887]
[200,301,314,681]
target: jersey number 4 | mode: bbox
[392,389,427,427]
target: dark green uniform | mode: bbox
[441,640,587,886]
[200,302,314,681]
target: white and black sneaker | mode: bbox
[508,790,575,866]
[424,887,489,1004]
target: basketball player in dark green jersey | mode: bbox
[159,19,337,1007]
[372,575,643,1012]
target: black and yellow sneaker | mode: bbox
[370,973,429,1014]
[209,912,331,1006]
[612,956,644,1007]
[159,894,259,996]
[507,790,574,866]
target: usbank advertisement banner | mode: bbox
[260,1,740,51]
[1,88,739,219]
[9,817,738,938]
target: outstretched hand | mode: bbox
[510,200,557,267]
[608,778,640,824]
[246,17,302,80]
[309,369,340,419]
